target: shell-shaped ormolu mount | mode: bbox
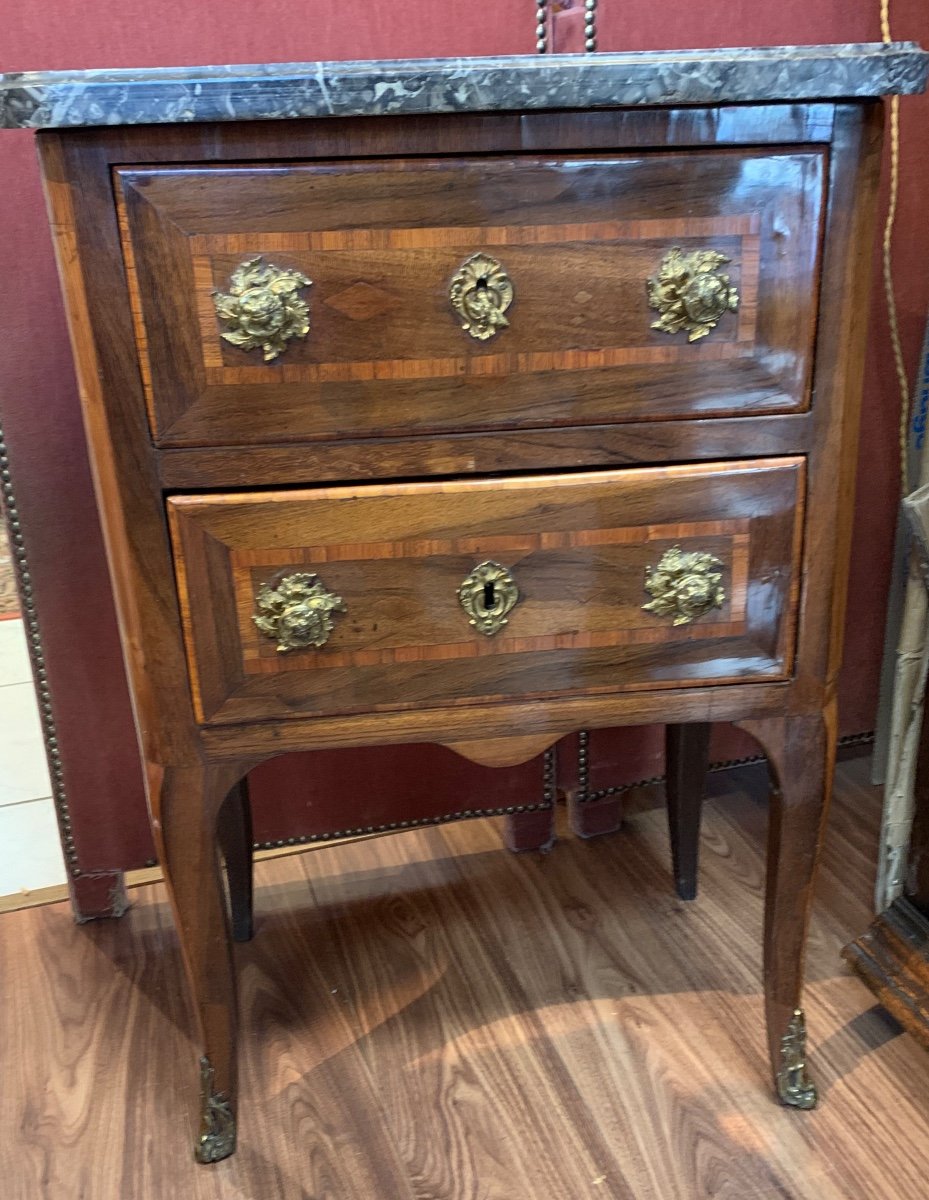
[457,560,519,636]
[642,546,725,627]
[647,247,739,342]
[253,572,345,652]
[449,253,514,341]
[213,256,312,362]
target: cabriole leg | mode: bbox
[738,705,837,1110]
[149,760,250,1163]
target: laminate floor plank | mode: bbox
[2,755,929,1199]
[298,830,638,1200]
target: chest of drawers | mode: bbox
[3,43,926,1163]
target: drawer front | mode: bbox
[119,150,825,447]
[167,459,805,724]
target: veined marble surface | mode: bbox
[0,43,926,130]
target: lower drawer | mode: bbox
[167,458,804,725]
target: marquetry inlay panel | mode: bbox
[117,149,823,449]
[231,520,752,674]
[167,458,804,725]
[188,219,761,377]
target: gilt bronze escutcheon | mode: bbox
[458,561,519,636]
[449,253,514,341]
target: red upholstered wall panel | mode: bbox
[0,4,533,876]
[580,0,929,794]
[1,1,927,874]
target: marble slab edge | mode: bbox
[1,43,926,131]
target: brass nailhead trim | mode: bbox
[536,0,548,53]
[0,422,79,875]
[584,0,598,53]
[250,747,557,852]
[574,729,875,805]
[536,1,597,55]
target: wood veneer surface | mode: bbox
[2,754,928,1199]
[117,147,824,447]
[169,460,803,723]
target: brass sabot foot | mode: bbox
[196,1056,237,1163]
[775,1008,818,1110]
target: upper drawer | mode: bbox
[117,150,825,448]
[167,458,804,725]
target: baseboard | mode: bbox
[0,882,71,913]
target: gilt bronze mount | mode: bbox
[458,560,519,636]
[775,1009,818,1109]
[196,1056,236,1164]
[647,247,739,342]
[213,256,312,361]
[253,573,345,652]
[642,546,725,626]
[449,253,514,341]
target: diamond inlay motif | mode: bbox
[324,282,398,321]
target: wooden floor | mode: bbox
[3,754,929,1199]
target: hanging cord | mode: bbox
[880,0,911,495]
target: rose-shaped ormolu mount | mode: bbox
[642,546,725,627]
[213,256,312,362]
[449,253,514,341]
[253,573,345,653]
[647,247,739,343]
[457,560,519,636]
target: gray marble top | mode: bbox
[1,43,926,131]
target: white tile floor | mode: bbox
[0,618,66,896]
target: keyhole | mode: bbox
[483,581,496,610]
[476,275,489,291]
